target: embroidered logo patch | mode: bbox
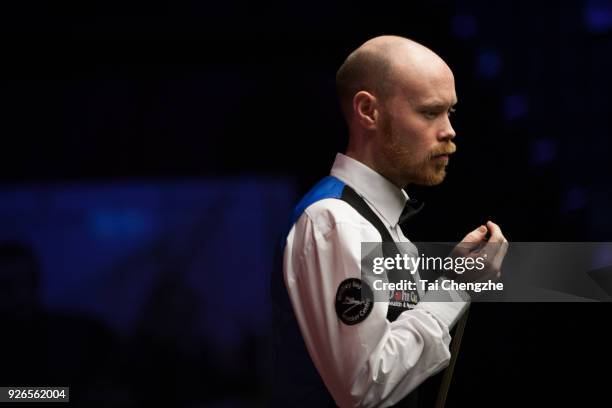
[335,278,374,325]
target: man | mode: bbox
[272,35,508,407]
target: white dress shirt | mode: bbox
[283,153,470,408]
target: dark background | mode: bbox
[1,0,611,406]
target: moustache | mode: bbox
[430,144,457,158]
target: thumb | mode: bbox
[462,225,488,243]
[454,225,487,257]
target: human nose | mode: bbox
[438,115,456,141]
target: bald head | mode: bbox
[336,35,451,121]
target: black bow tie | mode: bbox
[398,198,425,225]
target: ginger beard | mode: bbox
[379,113,455,186]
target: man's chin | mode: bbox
[414,170,447,186]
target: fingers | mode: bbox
[455,225,488,257]
[463,225,489,243]
[482,220,508,277]
[455,222,509,280]
[492,240,509,275]
[486,220,505,243]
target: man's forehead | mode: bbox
[397,78,457,107]
[391,62,457,106]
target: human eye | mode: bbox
[447,106,456,117]
[421,109,440,120]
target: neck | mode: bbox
[344,148,408,190]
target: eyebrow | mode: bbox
[419,101,458,110]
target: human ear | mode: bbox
[353,91,378,130]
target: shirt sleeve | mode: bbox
[416,278,471,329]
[283,200,468,408]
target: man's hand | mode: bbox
[447,221,509,285]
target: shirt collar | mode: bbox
[330,153,409,228]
